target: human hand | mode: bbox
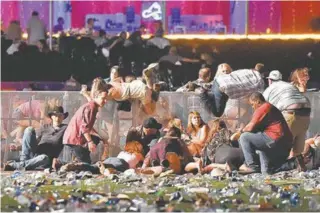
[9,143,22,151]
[88,142,97,153]
[230,131,241,141]
[80,84,88,94]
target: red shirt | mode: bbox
[250,102,292,141]
[63,101,99,146]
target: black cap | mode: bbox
[47,106,68,119]
[143,117,162,129]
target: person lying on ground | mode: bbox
[58,140,144,174]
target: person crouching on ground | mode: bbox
[233,92,293,175]
[54,89,109,170]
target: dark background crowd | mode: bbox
[1,32,320,90]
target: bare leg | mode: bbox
[201,162,232,174]
[185,161,201,173]
[140,166,164,176]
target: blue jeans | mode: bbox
[9,127,49,170]
[200,80,228,117]
[239,132,290,174]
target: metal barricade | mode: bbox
[1,91,319,166]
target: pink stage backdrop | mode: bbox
[248,1,281,34]
[70,1,230,30]
[1,1,49,30]
[1,1,319,34]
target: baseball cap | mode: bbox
[267,70,282,81]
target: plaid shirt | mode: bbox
[215,69,265,99]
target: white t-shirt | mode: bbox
[117,151,140,169]
[27,17,46,45]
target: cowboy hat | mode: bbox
[47,106,68,119]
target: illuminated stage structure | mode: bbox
[1,1,320,36]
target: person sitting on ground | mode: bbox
[201,67,265,117]
[186,111,209,157]
[185,119,243,174]
[234,92,293,175]
[176,67,212,92]
[4,106,68,171]
[162,116,189,141]
[263,70,311,168]
[275,134,320,172]
[54,89,110,170]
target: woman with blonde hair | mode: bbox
[185,118,227,173]
[289,68,310,92]
[186,111,209,156]
[185,119,244,174]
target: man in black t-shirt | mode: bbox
[4,106,68,170]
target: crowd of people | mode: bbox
[2,11,320,89]
[1,11,320,177]
[3,63,319,177]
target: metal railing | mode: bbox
[1,91,319,165]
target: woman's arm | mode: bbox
[141,152,151,169]
[191,125,209,146]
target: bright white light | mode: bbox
[142,2,162,21]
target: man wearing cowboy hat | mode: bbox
[4,106,68,171]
